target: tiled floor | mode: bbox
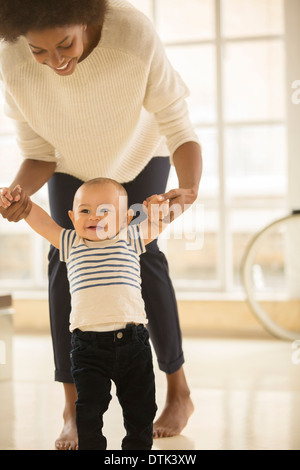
[1,333,300,450]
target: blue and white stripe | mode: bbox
[59,225,145,295]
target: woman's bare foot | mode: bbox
[153,367,194,438]
[55,383,78,450]
[55,415,78,450]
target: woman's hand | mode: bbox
[145,187,198,222]
[0,160,56,223]
[0,185,32,222]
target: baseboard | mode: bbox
[10,298,270,338]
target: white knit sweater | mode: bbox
[0,0,199,183]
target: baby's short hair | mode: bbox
[80,177,128,198]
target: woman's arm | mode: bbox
[8,159,57,196]
[144,141,203,221]
[171,140,202,199]
[0,159,56,222]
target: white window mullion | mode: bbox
[284,0,300,212]
[31,234,46,289]
[215,0,231,291]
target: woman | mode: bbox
[0,0,202,449]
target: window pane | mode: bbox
[156,0,215,42]
[223,41,285,122]
[230,208,287,288]
[0,136,22,186]
[201,210,219,284]
[0,233,31,280]
[161,209,219,287]
[222,0,284,38]
[163,125,220,287]
[196,128,219,200]
[163,162,219,287]
[166,45,216,123]
[225,125,287,198]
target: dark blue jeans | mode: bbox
[70,324,157,450]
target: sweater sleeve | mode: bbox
[3,88,57,163]
[15,120,58,163]
[143,25,199,161]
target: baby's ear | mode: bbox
[68,210,74,225]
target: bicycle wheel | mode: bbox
[242,213,300,341]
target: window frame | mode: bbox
[0,0,292,298]
[157,0,287,294]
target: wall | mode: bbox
[11,298,269,337]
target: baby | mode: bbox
[0,178,169,450]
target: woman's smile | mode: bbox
[49,58,76,75]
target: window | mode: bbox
[0,93,49,292]
[130,0,287,294]
[0,0,288,297]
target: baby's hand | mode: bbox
[0,185,21,209]
[145,194,170,224]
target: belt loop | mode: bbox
[132,323,137,339]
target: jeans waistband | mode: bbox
[73,323,145,342]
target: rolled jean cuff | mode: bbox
[55,369,74,384]
[157,352,185,375]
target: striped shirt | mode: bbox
[59,224,147,332]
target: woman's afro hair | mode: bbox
[0,0,107,42]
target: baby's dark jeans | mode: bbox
[70,324,157,450]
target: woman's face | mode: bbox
[25,25,88,76]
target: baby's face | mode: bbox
[68,183,130,241]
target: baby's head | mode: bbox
[68,178,133,241]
